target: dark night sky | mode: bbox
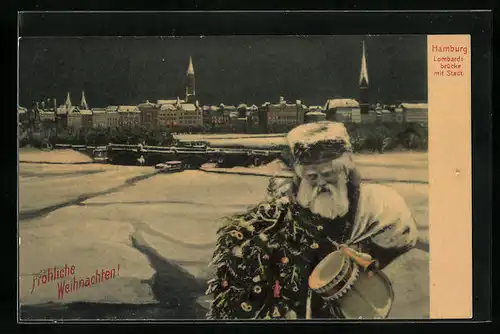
[18,35,427,108]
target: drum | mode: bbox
[308,250,394,319]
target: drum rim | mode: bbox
[319,259,359,299]
[308,250,347,290]
[338,269,395,320]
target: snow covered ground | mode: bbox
[18,150,429,320]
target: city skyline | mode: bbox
[19,35,427,108]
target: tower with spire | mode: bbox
[185,56,196,103]
[359,40,370,114]
[64,92,72,109]
[80,90,89,110]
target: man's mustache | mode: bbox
[315,185,331,195]
[308,184,333,205]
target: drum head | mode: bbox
[309,251,345,290]
[337,270,394,319]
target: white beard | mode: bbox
[296,179,350,220]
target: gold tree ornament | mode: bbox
[229,230,244,240]
[253,285,262,294]
[272,306,281,318]
[240,302,252,312]
[310,242,319,249]
[252,275,261,282]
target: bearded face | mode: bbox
[295,153,353,220]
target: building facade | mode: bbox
[266,97,306,128]
[92,109,107,128]
[138,102,160,128]
[324,98,360,122]
[247,104,260,128]
[39,111,56,123]
[178,102,203,127]
[158,103,178,128]
[67,110,82,129]
[305,111,327,123]
[205,106,230,128]
[80,110,93,129]
[202,106,212,126]
[18,107,28,128]
[106,111,120,128]
[118,106,141,127]
[360,110,377,123]
[400,103,428,124]
[393,107,404,123]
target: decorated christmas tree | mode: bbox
[205,177,353,320]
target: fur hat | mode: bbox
[286,121,352,165]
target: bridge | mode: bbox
[54,143,285,168]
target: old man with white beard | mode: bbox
[206,121,418,320]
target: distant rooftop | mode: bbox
[180,104,197,111]
[158,99,185,105]
[325,98,360,109]
[306,111,326,116]
[118,106,139,112]
[160,104,177,111]
[308,106,324,110]
[105,106,119,111]
[400,103,428,109]
[57,106,77,114]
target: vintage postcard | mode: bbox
[17,34,471,321]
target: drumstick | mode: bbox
[306,289,312,319]
[326,237,341,248]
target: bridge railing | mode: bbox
[54,143,284,158]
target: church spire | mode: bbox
[359,40,369,87]
[185,56,196,103]
[64,92,72,108]
[80,90,89,110]
[187,56,194,75]
[359,40,370,114]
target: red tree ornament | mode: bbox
[273,280,281,298]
